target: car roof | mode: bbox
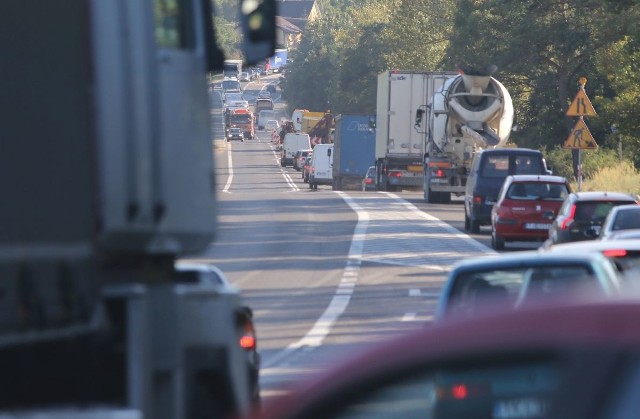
[476,147,543,155]
[506,174,567,183]
[570,191,638,201]
[253,300,640,419]
[545,239,640,252]
[449,251,611,274]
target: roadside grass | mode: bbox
[578,162,640,195]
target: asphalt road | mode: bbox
[190,78,541,404]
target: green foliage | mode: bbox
[544,146,628,182]
[582,162,640,194]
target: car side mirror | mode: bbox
[415,109,424,127]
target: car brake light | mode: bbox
[389,171,402,178]
[603,249,627,257]
[365,178,373,184]
[240,335,256,350]
[473,195,483,205]
[432,169,445,178]
[560,204,577,230]
[451,384,468,400]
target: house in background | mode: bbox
[275,0,320,49]
[276,17,302,49]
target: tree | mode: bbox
[444,0,639,177]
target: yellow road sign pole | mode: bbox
[577,79,586,191]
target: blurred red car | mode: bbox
[491,175,571,250]
[252,298,640,419]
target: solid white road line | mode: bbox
[222,142,233,193]
[262,192,369,368]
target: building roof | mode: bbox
[275,0,316,30]
[276,16,302,33]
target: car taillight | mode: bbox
[389,171,402,178]
[603,249,627,257]
[451,384,468,399]
[365,178,373,184]
[432,169,445,178]
[560,204,577,230]
[473,195,483,205]
[240,335,256,350]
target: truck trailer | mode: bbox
[332,114,376,190]
[375,71,457,191]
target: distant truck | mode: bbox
[224,59,243,78]
[416,66,514,204]
[266,48,287,73]
[375,70,458,192]
[332,114,376,191]
[227,108,255,139]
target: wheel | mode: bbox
[470,218,480,234]
[464,212,471,231]
[280,159,286,167]
[491,229,505,250]
[439,192,451,204]
[423,173,437,203]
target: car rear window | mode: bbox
[507,182,568,200]
[575,201,634,222]
[480,155,543,178]
[446,265,597,318]
[611,209,640,231]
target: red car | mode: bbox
[491,175,571,250]
[252,299,640,419]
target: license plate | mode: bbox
[493,397,550,418]
[525,223,551,230]
[407,165,423,173]
[485,200,496,205]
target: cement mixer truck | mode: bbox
[415,65,514,203]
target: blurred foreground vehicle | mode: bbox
[542,239,640,277]
[2,0,275,417]
[253,300,640,419]
[434,251,620,323]
[491,175,570,250]
[598,204,640,240]
[175,262,261,404]
[547,192,638,245]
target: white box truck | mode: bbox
[375,71,457,191]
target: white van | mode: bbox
[258,110,277,130]
[308,144,334,189]
[281,133,311,167]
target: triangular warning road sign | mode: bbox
[566,90,597,117]
[563,119,598,150]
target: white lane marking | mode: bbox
[262,192,369,368]
[401,313,417,322]
[409,289,441,298]
[222,143,233,193]
[382,192,495,254]
[282,171,299,191]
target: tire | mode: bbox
[423,173,437,203]
[491,229,505,250]
[470,218,480,234]
[439,192,451,204]
[464,212,471,231]
[280,159,286,167]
